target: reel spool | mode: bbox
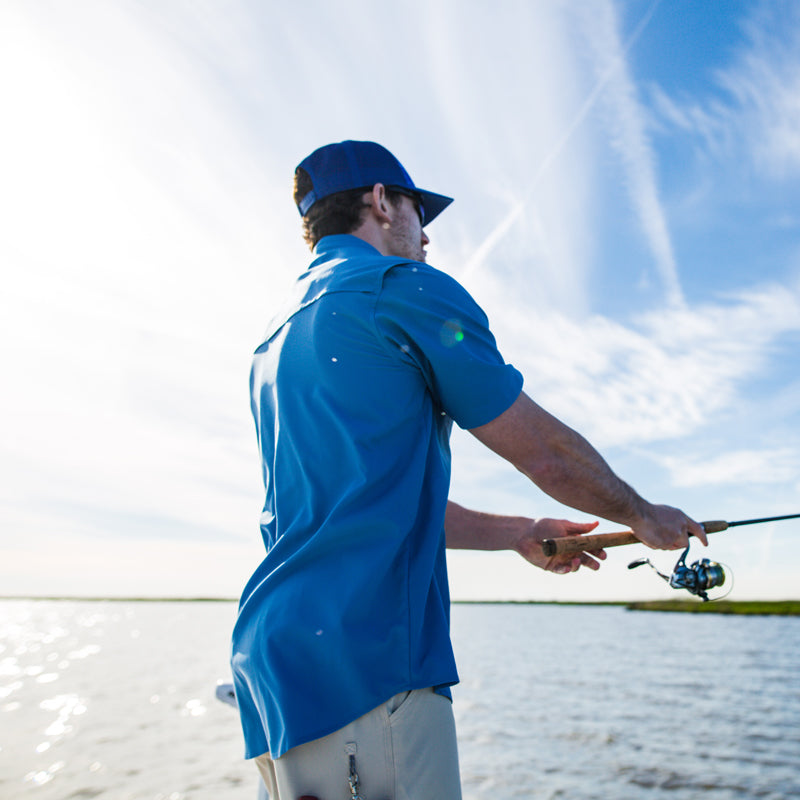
[628,542,731,601]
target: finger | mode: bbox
[690,518,708,546]
[668,535,688,551]
[580,553,603,571]
[665,525,690,550]
[674,529,691,549]
[587,548,607,561]
[549,558,578,575]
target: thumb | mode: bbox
[566,520,599,536]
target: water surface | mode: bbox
[452,604,800,799]
[2,600,798,799]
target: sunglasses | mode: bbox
[387,186,425,226]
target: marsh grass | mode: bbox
[625,599,800,615]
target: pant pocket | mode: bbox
[386,690,412,717]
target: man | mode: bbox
[231,140,706,800]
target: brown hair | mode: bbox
[293,168,407,250]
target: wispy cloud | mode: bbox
[476,279,800,449]
[457,0,686,309]
[575,0,685,308]
[2,0,797,600]
[657,447,800,488]
[719,3,800,177]
[649,1,800,179]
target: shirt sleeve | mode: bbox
[374,263,523,429]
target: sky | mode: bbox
[1,0,799,602]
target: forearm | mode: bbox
[468,392,706,550]
[445,500,605,572]
[444,500,528,552]
[470,393,648,527]
[523,420,648,527]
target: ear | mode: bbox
[367,183,394,226]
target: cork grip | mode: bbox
[541,520,729,557]
[541,530,637,557]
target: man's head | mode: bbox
[293,141,453,253]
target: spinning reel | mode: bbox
[628,542,729,601]
[541,513,799,600]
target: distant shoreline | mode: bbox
[623,600,800,616]
[456,599,800,615]
[2,597,799,615]
[0,596,238,603]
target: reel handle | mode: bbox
[541,520,729,557]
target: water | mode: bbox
[452,604,800,799]
[0,600,253,800]
[1,600,799,800]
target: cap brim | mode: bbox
[417,190,453,226]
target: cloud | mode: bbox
[2,0,797,600]
[454,0,686,310]
[0,2,288,560]
[475,279,800,449]
[574,0,685,309]
[718,3,800,177]
[424,0,597,318]
[657,447,800,488]
[648,85,734,158]
[648,1,800,179]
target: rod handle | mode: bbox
[701,520,729,533]
[541,530,636,557]
[540,519,731,557]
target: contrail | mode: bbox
[463,0,676,301]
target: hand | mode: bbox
[631,504,708,550]
[515,518,606,574]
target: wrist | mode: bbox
[505,516,534,554]
[613,487,652,530]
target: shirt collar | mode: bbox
[311,234,382,264]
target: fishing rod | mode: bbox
[542,513,800,602]
[541,513,800,557]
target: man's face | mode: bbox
[387,193,430,263]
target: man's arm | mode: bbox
[444,500,604,573]
[468,392,707,550]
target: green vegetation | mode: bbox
[452,599,800,615]
[625,600,800,616]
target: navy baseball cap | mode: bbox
[295,140,453,226]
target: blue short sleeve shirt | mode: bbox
[231,235,523,758]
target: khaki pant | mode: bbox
[254,688,462,800]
